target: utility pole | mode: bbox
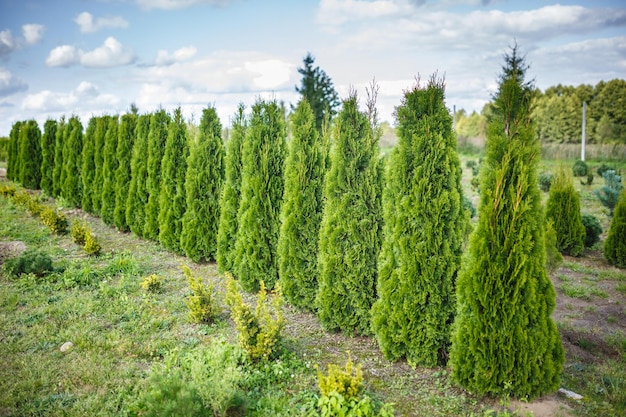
[581,101,586,161]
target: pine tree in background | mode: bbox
[114,111,137,231]
[180,106,225,262]
[61,116,83,207]
[278,99,326,310]
[144,109,170,241]
[158,107,189,253]
[295,53,340,131]
[7,121,22,182]
[100,116,119,225]
[233,99,286,291]
[316,91,382,335]
[217,104,247,273]
[40,119,57,195]
[371,77,467,367]
[81,117,97,213]
[545,165,585,257]
[18,120,42,189]
[91,116,109,214]
[126,114,151,237]
[604,189,626,268]
[450,45,564,399]
[51,117,65,197]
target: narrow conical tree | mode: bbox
[545,165,585,256]
[91,116,108,214]
[158,107,189,253]
[81,117,98,212]
[316,92,382,335]
[114,112,137,231]
[18,120,42,189]
[100,116,119,225]
[371,77,467,367]
[51,117,65,197]
[144,109,170,240]
[233,99,287,291]
[40,119,57,194]
[604,189,626,268]
[450,45,564,399]
[278,99,326,310]
[126,114,151,237]
[216,104,247,273]
[6,121,21,182]
[180,106,225,262]
[61,116,83,207]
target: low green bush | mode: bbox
[39,206,68,234]
[141,274,165,294]
[572,159,588,177]
[538,172,553,192]
[3,249,54,278]
[581,214,602,248]
[184,265,220,324]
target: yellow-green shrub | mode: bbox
[83,232,102,256]
[317,353,363,401]
[0,184,16,197]
[184,265,220,323]
[71,220,88,245]
[141,274,165,293]
[39,206,68,234]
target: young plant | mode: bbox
[317,353,364,401]
[71,220,89,245]
[39,206,68,234]
[141,274,165,293]
[83,230,102,256]
[604,189,626,268]
[596,170,623,216]
[3,249,54,278]
[184,265,220,324]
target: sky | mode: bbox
[1,0,625,136]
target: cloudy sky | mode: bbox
[1,0,625,135]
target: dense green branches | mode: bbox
[295,53,340,132]
[81,117,97,212]
[40,119,57,195]
[126,114,151,237]
[545,166,585,256]
[91,116,109,214]
[604,190,626,268]
[100,116,119,225]
[51,117,65,197]
[144,109,170,240]
[6,121,21,182]
[114,112,137,231]
[18,120,42,189]
[61,116,83,207]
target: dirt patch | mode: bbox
[0,241,27,264]
[0,167,6,178]
[510,397,573,417]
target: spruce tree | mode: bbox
[81,117,97,212]
[180,106,225,262]
[61,116,83,207]
[450,46,564,399]
[126,114,151,237]
[158,107,189,253]
[216,104,247,273]
[545,165,585,256]
[604,189,626,268]
[233,99,286,291]
[296,53,340,131]
[91,116,108,214]
[114,112,137,231]
[40,119,57,194]
[371,77,467,367]
[316,92,382,335]
[100,116,119,225]
[278,99,326,310]
[51,117,65,197]
[144,109,170,240]
[18,120,42,189]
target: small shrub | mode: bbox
[317,353,364,401]
[184,265,220,324]
[470,175,480,192]
[596,170,623,216]
[104,251,140,276]
[572,159,588,177]
[597,163,613,178]
[462,195,476,219]
[83,231,102,256]
[581,173,594,186]
[538,172,553,192]
[0,184,16,197]
[141,274,165,293]
[71,220,88,245]
[11,190,32,207]
[3,249,54,278]
[581,214,602,248]
[604,189,626,268]
[545,220,563,274]
[39,206,68,234]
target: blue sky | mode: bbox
[1,0,625,135]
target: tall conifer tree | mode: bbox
[81,117,98,212]
[18,120,42,189]
[126,114,151,237]
[40,119,57,195]
[604,189,626,268]
[114,112,137,231]
[545,166,585,256]
[51,117,65,197]
[144,109,170,240]
[450,45,564,399]
[180,106,225,262]
[278,99,326,310]
[7,121,21,182]
[100,116,119,225]
[91,116,108,214]
[61,116,83,207]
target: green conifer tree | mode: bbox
[545,166,585,256]
[450,45,564,399]
[100,116,119,225]
[233,99,286,291]
[6,121,22,182]
[18,120,42,189]
[278,99,326,310]
[114,112,137,231]
[61,116,83,207]
[81,117,97,212]
[371,77,467,367]
[51,117,65,197]
[126,114,151,237]
[144,109,170,240]
[180,106,225,262]
[316,92,382,335]
[158,108,189,253]
[216,104,247,273]
[40,119,57,195]
[91,116,109,214]
[604,189,626,268]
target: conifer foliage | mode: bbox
[91,116,109,214]
[316,91,382,335]
[51,117,65,197]
[81,117,97,213]
[61,116,83,207]
[604,189,626,268]
[371,77,467,366]
[126,114,151,237]
[450,46,564,399]
[233,99,286,291]
[18,120,42,189]
[545,166,585,256]
[40,119,57,195]
[100,116,119,225]
[144,109,170,241]
[278,99,326,310]
[6,121,21,182]
[180,106,225,262]
[114,112,137,231]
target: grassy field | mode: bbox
[1,154,625,417]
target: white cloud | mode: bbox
[155,46,197,66]
[46,45,82,67]
[134,0,231,10]
[0,30,17,57]
[317,0,407,27]
[74,12,129,33]
[0,67,28,97]
[21,81,120,112]
[46,37,136,68]
[244,59,292,90]
[22,24,45,44]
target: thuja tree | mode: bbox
[126,114,151,237]
[278,99,326,310]
[18,120,42,189]
[545,165,585,256]
[158,107,189,253]
[91,116,109,214]
[100,116,119,225]
[316,92,382,335]
[216,104,247,273]
[180,106,225,262]
[450,46,564,399]
[7,121,22,182]
[80,117,97,212]
[144,109,170,240]
[604,189,626,268]
[233,99,286,291]
[114,112,137,231]
[40,119,57,195]
[61,116,83,207]
[51,117,65,197]
[371,77,467,367]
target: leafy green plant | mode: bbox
[83,230,102,256]
[572,159,588,177]
[183,265,220,323]
[39,206,68,234]
[0,183,16,197]
[538,172,553,192]
[581,214,603,248]
[141,274,165,293]
[71,220,88,245]
[3,249,54,278]
[317,353,363,401]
